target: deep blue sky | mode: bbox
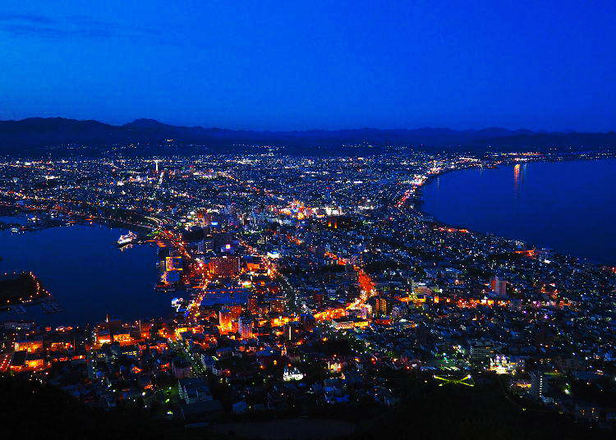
[1,0,615,131]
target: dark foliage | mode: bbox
[0,375,196,440]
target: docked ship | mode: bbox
[117,231,137,246]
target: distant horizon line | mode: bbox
[2,115,615,135]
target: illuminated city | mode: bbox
[1,149,616,438]
[2,1,616,439]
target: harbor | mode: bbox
[0,220,168,325]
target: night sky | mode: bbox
[1,0,615,131]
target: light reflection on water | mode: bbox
[422,159,616,265]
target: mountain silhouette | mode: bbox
[1,117,615,154]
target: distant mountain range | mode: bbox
[1,117,615,155]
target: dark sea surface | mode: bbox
[0,222,171,326]
[422,159,616,265]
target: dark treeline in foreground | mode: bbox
[0,375,197,440]
[1,373,612,440]
[1,117,616,155]
[348,373,614,440]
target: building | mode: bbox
[200,288,250,307]
[283,366,304,382]
[208,257,240,278]
[172,358,192,379]
[491,277,507,296]
[165,256,184,271]
[530,371,548,398]
[238,315,254,339]
[14,339,43,353]
[218,308,233,334]
[374,296,390,316]
[300,313,316,331]
[247,294,259,312]
[469,341,495,365]
[178,377,213,404]
[268,296,286,313]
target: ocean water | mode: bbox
[422,159,616,265]
[0,222,171,326]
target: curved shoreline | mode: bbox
[414,157,616,266]
[0,204,156,235]
[0,220,165,326]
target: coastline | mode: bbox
[0,219,164,326]
[0,205,156,236]
[414,156,616,267]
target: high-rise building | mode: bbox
[374,296,390,316]
[286,321,302,341]
[238,315,254,339]
[247,294,259,313]
[218,308,233,334]
[530,371,548,398]
[491,277,507,296]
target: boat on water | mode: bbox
[117,231,137,246]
